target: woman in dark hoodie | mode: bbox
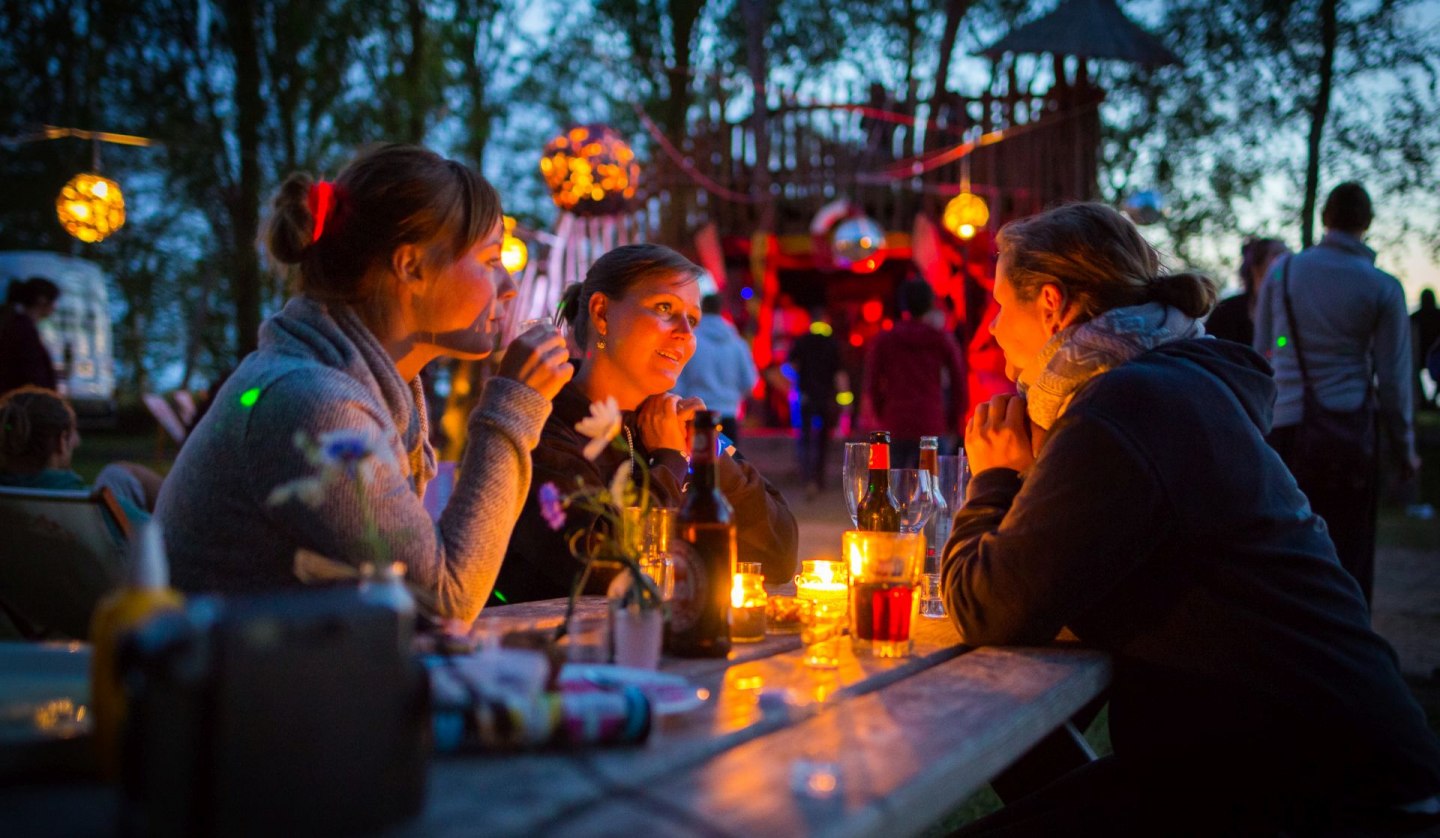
[497,244,797,604]
[945,203,1439,835]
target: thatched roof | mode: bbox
[980,0,1180,68]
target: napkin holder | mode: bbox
[119,588,429,836]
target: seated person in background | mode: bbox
[0,386,158,524]
[499,244,798,604]
[155,144,573,626]
[944,203,1440,835]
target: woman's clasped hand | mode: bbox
[964,393,1038,475]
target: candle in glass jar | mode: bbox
[730,562,767,643]
[796,559,847,607]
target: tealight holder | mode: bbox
[729,562,767,643]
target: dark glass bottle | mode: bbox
[857,431,901,532]
[665,411,735,658]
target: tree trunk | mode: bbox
[928,0,973,152]
[406,0,427,143]
[1301,0,1338,248]
[225,0,265,360]
[660,0,704,247]
[740,0,772,232]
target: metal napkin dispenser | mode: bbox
[120,587,429,836]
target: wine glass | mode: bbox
[888,469,935,534]
[843,442,870,527]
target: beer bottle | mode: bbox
[666,411,735,657]
[856,431,901,532]
[919,435,950,570]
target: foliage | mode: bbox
[3,0,1438,388]
[1099,0,1440,287]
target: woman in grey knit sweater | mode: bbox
[156,144,572,624]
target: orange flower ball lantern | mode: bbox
[56,173,126,243]
[540,125,640,216]
[942,192,989,241]
[500,216,528,274]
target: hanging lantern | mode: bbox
[539,124,640,216]
[1122,190,1165,225]
[56,173,125,243]
[831,215,886,273]
[500,216,528,274]
[942,192,990,240]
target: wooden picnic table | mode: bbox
[411,596,1112,837]
[0,598,1110,837]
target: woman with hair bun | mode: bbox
[497,243,797,604]
[943,203,1439,834]
[156,144,572,624]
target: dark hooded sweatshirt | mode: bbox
[944,338,1440,814]
[496,380,799,604]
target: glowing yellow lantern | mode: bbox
[942,192,990,240]
[540,124,640,216]
[500,216,528,274]
[56,173,125,243]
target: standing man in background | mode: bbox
[864,280,967,468]
[1254,182,1417,605]
[0,278,61,396]
[789,308,845,498]
[675,294,758,447]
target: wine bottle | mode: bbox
[665,411,735,658]
[857,431,901,532]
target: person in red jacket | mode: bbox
[862,279,966,466]
[0,277,61,396]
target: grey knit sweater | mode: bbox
[155,297,551,623]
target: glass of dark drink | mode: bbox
[843,531,925,658]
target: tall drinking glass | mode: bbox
[888,469,934,534]
[843,531,925,657]
[842,442,870,527]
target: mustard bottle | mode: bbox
[90,520,184,779]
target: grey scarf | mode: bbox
[1022,302,1206,430]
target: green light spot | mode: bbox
[239,387,260,408]
[493,590,508,603]
[1276,336,1288,348]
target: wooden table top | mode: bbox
[407,597,1112,838]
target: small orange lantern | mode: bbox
[56,173,125,243]
[942,192,989,240]
[500,216,528,274]
[539,124,640,216]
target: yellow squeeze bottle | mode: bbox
[90,520,184,779]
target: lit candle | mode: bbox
[730,562,767,643]
[796,559,847,608]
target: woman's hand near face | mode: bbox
[497,325,573,401]
[638,393,689,453]
[965,394,1036,475]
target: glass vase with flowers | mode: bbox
[537,396,668,669]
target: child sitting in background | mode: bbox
[0,386,161,526]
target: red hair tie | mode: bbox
[307,180,336,244]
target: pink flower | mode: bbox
[539,482,567,530]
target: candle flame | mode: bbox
[732,574,746,608]
[815,560,837,586]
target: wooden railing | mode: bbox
[645,80,1104,240]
